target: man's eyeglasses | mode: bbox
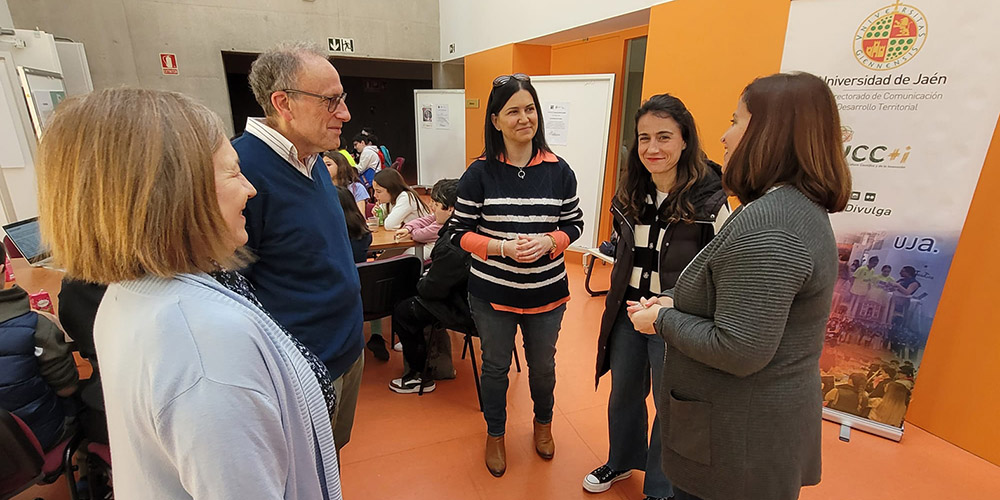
[281,89,347,112]
[492,73,530,88]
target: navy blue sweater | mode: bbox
[451,153,584,309]
[232,134,364,379]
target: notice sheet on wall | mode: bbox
[545,102,570,146]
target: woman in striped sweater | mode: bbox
[451,73,584,477]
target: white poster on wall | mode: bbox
[781,0,1000,439]
[421,105,433,128]
[435,104,450,129]
[545,102,570,146]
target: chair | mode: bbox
[390,157,405,171]
[453,324,521,412]
[0,409,82,500]
[357,255,423,348]
[2,236,21,259]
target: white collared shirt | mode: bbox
[244,118,317,178]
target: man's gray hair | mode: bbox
[249,41,328,117]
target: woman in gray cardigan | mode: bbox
[36,89,342,500]
[628,72,852,500]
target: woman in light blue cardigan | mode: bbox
[36,88,342,500]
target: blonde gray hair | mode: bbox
[37,88,248,282]
[249,41,328,117]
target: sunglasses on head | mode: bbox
[492,73,530,88]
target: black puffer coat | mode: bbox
[594,164,728,387]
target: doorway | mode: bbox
[614,37,647,191]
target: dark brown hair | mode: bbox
[482,76,550,164]
[616,94,708,222]
[336,186,371,240]
[326,151,359,187]
[373,168,429,214]
[723,72,851,212]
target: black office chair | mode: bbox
[454,323,521,412]
[357,255,423,348]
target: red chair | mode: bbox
[2,236,21,259]
[391,157,405,171]
[0,409,83,500]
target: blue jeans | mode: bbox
[607,310,673,498]
[469,295,566,437]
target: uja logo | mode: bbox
[893,236,939,254]
[854,1,928,71]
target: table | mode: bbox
[581,247,615,296]
[6,258,95,378]
[369,226,425,260]
[8,257,64,310]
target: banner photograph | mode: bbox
[782,0,1000,433]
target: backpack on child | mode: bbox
[375,145,392,170]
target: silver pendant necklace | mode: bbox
[517,166,526,179]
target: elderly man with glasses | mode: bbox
[233,41,364,452]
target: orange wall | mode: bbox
[512,44,552,77]
[904,117,1000,465]
[464,44,514,163]
[642,0,790,163]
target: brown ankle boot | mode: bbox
[485,434,506,477]
[533,419,554,459]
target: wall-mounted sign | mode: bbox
[328,38,355,53]
[363,80,386,93]
[160,53,178,75]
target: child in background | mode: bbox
[373,168,428,230]
[327,151,370,215]
[389,184,471,394]
[369,170,430,358]
[395,179,459,254]
[0,245,79,451]
[353,128,383,188]
[336,186,372,264]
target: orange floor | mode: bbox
[17,259,1000,500]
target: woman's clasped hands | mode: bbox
[626,295,674,334]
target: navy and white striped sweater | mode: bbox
[451,153,584,310]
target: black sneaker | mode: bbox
[582,465,632,493]
[367,335,389,362]
[389,371,436,394]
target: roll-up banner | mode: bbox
[781,0,1000,440]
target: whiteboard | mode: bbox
[17,66,67,138]
[413,89,466,186]
[531,74,615,249]
[0,52,38,223]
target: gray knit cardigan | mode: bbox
[655,186,837,500]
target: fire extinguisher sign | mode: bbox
[160,53,179,75]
